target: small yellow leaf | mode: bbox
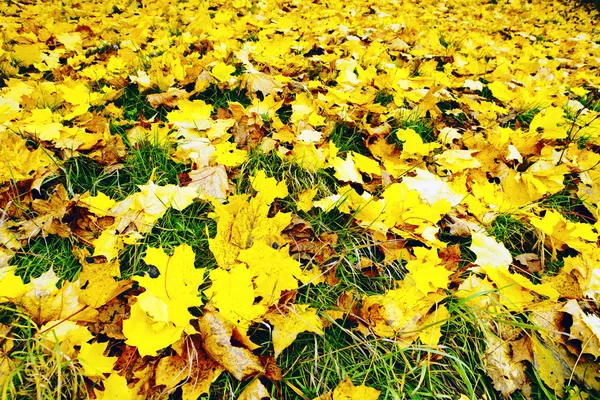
[251,170,288,204]
[79,191,116,217]
[330,153,363,183]
[266,305,323,357]
[211,62,236,83]
[93,230,124,262]
[297,187,318,212]
[78,341,117,377]
[331,378,380,400]
[123,302,184,357]
[95,372,134,400]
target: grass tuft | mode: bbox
[388,114,436,146]
[329,123,371,157]
[63,139,187,200]
[0,305,87,400]
[9,235,82,283]
[119,200,216,278]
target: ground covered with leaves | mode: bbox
[1,0,599,398]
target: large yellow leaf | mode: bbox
[205,264,266,330]
[470,231,512,269]
[122,301,184,357]
[135,244,205,327]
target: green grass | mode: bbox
[538,183,596,224]
[119,200,216,278]
[231,297,505,399]
[487,214,539,257]
[116,84,169,122]
[192,83,252,111]
[62,139,187,200]
[232,147,339,209]
[9,234,82,283]
[329,122,371,157]
[388,114,436,147]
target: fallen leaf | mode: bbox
[265,304,323,357]
[198,307,265,380]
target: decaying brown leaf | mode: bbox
[198,307,264,380]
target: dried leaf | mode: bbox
[199,308,264,380]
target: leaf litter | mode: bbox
[0,0,600,398]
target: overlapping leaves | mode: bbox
[1,0,600,398]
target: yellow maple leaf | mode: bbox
[123,301,184,357]
[530,210,598,253]
[266,304,323,357]
[238,242,304,305]
[352,151,381,176]
[79,191,116,217]
[95,372,135,400]
[78,341,118,377]
[330,153,363,183]
[1,122,56,179]
[529,106,567,139]
[297,187,318,212]
[211,62,236,83]
[251,170,288,204]
[40,319,92,357]
[135,245,205,327]
[483,266,559,311]
[360,281,444,339]
[396,128,435,156]
[19,269,97,325]
[209,194,291,269]
[77,257,128,308]
[418,303,450,347]
[487,81,516,103]
[213,142,248,166]
[469,231,512,269]
[0,267,28,302]
[205,264,267,330]
[331,378,380,400]
[93,230,124,261]
[405,247,452,294]
[167,99,213,131]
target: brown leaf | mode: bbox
[514,253,542,273]
[259,356,282,381]
[198,307,265,381]
[88,133,126,166]
[155,335,223,400]
[484,329,527,397]
[147,88,189,108]
[18,184,75,239]
[92,295,130,340]
[510,337,533,364]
